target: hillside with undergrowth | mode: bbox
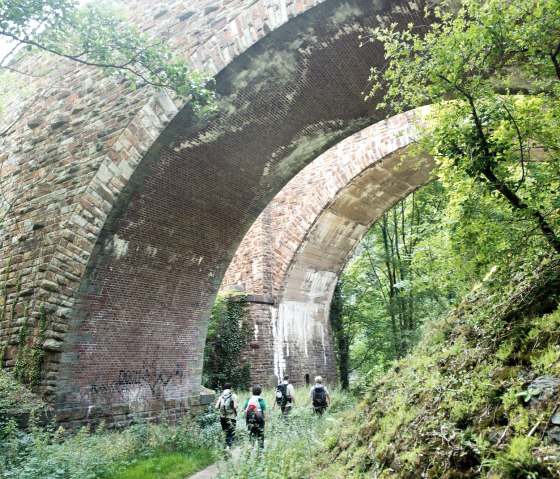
[2,261,560,479]
[319,258,560,479]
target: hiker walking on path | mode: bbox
[215,383,238,450]
[272,374,296,419]
[308,376,330,415]
[243,385,268,448]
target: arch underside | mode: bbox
[276,146,433,382]
[55,0,431,422]
[221,109,433,386]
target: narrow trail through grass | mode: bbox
[205,387,356,479]
[186,447,243,479]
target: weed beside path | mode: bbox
[0,409,223,479]
[112,449,215,479]
[0,380,353,479]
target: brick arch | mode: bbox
[0,0,431,425]
[221,109,433,386]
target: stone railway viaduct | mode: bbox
[0,0,434,426]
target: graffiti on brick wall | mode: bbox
[90,365,184,401]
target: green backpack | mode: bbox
[220,391,235,415]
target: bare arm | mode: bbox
[289,385,296,406]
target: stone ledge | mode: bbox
[245,294,275,305]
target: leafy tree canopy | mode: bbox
[0,0,215,110]
[368,0,560,256]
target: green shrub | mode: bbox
[486,436,542,478]
[0,414,222,479]
[0,370,44,421]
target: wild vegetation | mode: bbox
[0,378,356,479]
[319,259,560,478]
[0,376,221,479]
[203,292,252,391]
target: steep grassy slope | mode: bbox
[321,259,560,478]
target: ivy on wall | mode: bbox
[203,291,251,391]
[0,259,10,366]
[0,260,49,391]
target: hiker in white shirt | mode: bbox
[272,374,296,418]
[215,382,238,449]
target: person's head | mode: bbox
[314,376,323,384]
[252,385,262,396]
[223,382,232,390]
[283,374,289,382]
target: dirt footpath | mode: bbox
[186,448,242,479]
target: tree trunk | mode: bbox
[380,215,402,358]
[329,284,350,389]
[465,93,560,256]
[481,166,560,255]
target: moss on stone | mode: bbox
[318,259,560,478]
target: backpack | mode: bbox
[275,383,290,406]
[312,385,328,408]
[245,397,264,425]
[220,391,235,415]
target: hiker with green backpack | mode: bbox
[243,385,268,448]
[215,383,238,450]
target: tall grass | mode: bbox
[0,383,354,479]
[109,449,215,479]
[0,414,222,479]
[215,386,356,479]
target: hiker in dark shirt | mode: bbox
[308,375,330,415]
[272,374,296,420]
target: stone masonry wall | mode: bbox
[0,0,430,426]
[223,110,426,297]
[0,0,325,426]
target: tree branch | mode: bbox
[499,99,526,190]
